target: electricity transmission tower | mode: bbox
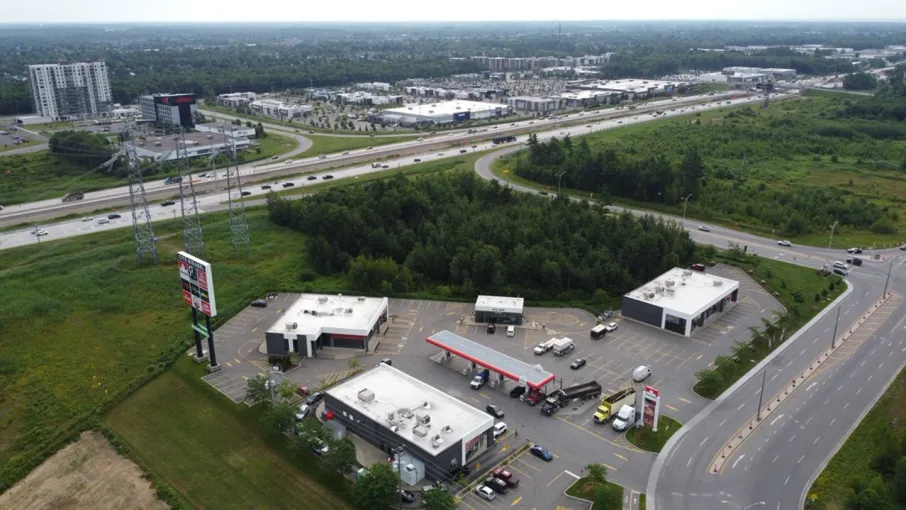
[122,127,159,264]
[175,127,205,256]
[221,125,250,256]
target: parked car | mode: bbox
[305,391,325,406]
[475,485,496,501]
[295,403,311,420]
[509,385,527,399]
[530,445,553,461]
[486,404,504,418]
[492,468,520,488]
[778,240,791,247]
[282,182,295,188]
[241,191,251,196]
[486,322,496,334]
[492,422,507,438]
[98,218,110,224]
[604,322,618,332]
[506,325,515,337]
[251,299,268,308]
[570,358,587,370]
[459,149,467,154]
[691,263,706,272]
[483,476,509,494]
[632,365,652,382]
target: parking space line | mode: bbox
[613,452,628,461]
[251,327,257,333]
[665,404,680,412]
[511,496,523,506]
[224,361,232,367]
[547,471,565,487]
[515,458,543,472]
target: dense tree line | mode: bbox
[266,173,695,301]
[843,72,879,91]
[514,98,903,237]
[842,65,906,121]
[840,432,906,510]
[48,130,118,170]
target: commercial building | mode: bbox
[356,82,392,92]
[506,96,561,113]
[726,72,768,87]
[28,62,113,121]
[382,100,511,125]
[132,130,251,162]
[324,363,495,481]
[265,294,389,357]
[722,67,797,81]
[217,92,257,107]
[566,79,680,100]
[249,99,312,119]
[140,93,199,127]
[474,295,524,325]
[622,268,739,337]
[335,91,403,105]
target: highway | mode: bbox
[0,90,756,228]
[0,92,777,249]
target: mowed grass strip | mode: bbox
[301,132,418,157]
[106,357,350,510]
[809,368,906,509]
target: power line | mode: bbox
[122,127,159,264]
[174,126,205,256]
[221,124,250,257]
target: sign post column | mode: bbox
[178,251,219,372]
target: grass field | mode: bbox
[0,132,297,206]
[300,132,418,157]
[105,357,351,510]
[625,416,682,453]
[808,368,906,510]
[566,475,624,508]
[0,206,344,490]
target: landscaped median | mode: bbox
[625,416,682,453]
[565,463,642,510]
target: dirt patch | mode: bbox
[0,431,168,510]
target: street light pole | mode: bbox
[681,194,693,227]
[883,259,893,297]
[831,306,841,350]
[828,221,838,250]
[556,171,566,194]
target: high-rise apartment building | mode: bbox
[28,62,113,121]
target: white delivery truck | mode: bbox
[611,404,636,431]
[533,339,556,355]
[552,337,575,356]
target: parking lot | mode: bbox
[198,265,782,509]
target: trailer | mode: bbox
[593,388,636,423]
[62,192,85,203]
[492,135,517,145]
[541,381,603,416]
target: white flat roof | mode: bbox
[326,363,494,456]
[268,294,387,338]
[475,295,524,315]
[625,268,739,317]
[384,100,502,118]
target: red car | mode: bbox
[690,263,706,272]
[492,468,520,488]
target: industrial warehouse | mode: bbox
[265,294,389,356]
[323,362,495,483]
[381,100,512,125]
[621,268,740,337]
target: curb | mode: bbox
[645,280,854,510]
[563,477,595,509]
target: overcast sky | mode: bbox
[5,0,905,23]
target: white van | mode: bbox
[506,326,515,337]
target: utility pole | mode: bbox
[884,259,893,297]
[831,306,841,350]
[828,221,838,250]
[756,367,767,421]
[556,171,566,194]
[681,194,693,227]
[392,445,405,510]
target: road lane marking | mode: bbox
[770,414,784,426]
[719,418,727,427]
[732,454,746,469]
[666,404,679,412]
[813,436,820,445]
[785,475,791,485]
[687,457,693,468]
[830,418,836,426]
[790,434,796,442]
[857,388,862,395]
[546,472,564,487]
[678,397,692,403]
[773,454,780,463]
[511,496,523,506]
[613,452,628,461]
[844,402,850,410]
[798,455,805,464]
[700,437,709,447]
[251,327,257,332]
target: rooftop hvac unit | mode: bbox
[345,308,353,314]
[441,425,453,434]
[398,409,413,419]
[311,310,318,316]
[386,412,396,422]
[390,425,399,433]
[358,388,375,403]
[432,436,444,449]
[666,288,675,295]
[358,296,366,301]
[303,310,310,314]
[647,292,656,299]
[422,401,431,409]
[285,322,298,330]
[656,286,665,294]
[665,279,676,287]
[713,280,724,286]
[683,270,693,277]
[412,424,429,438]
[318,296,329,303]
[416,412,431,425]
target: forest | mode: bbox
[266,172,695,302]
[513,86,906,239]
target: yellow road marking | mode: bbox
[242,376,248,380]
[613,452,628,461]
[224,361,232,367]
[276,309,281,313]
[419,327,424,332]
[234,358,241,365]
[602,463,618,472]
[506,464,534,478]
[666,404,679,412]
[251,327,257,333]
[479,392,491,400]
[470,397,482,404]
[511,496,523,506]
[547,471,564,487]
[678,397,692,404]
[696,354,703,360]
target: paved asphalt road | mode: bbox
[0,92,773,249]
[472,147,906,510]
[0,90,754,228]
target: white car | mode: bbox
[604,322,618,333]
[34,229,49,236]
[284,159,293,165]
[318,154,326,160]
[295,403,311,420]
[632,365,652,382]
[417,137,423,141]
[778,240,792,247]
[81,217,94,222]
[342,151,349,155]
[492,422,508,438]
[698,225,711,232]
[475,485,496,501]
[98,218,110,225]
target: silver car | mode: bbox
[632,365,652,382]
